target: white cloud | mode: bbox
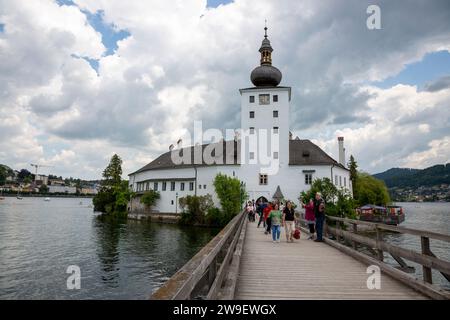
[317,83,450,173]
[1,0,450,179]
[403,136,450,169]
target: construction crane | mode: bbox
[30,163,53,176]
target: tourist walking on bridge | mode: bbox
[257,200,266,228]
[269,203,282,243]
[263,202,273,235]
[283,201,295,242]
[313,192,325,242]
[246,201,255,222]
[302,198,315,240]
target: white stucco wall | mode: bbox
[129,162,351,213]
[128,165,241,213]
[128,84,352,213]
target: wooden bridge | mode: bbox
[151,211,450,300]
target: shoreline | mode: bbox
[0,194,94,198]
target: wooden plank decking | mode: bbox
[235,221,428,300]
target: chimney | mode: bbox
[338,137,346,166]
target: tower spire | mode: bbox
[250,22,282,87]
[259,23,273,66]
[264,19,268,38]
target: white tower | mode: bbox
[239,25,291,201]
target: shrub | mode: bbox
[140,190,161,210]
[178,194,213,225]
[93,189,116,213]
[299,178,337,205]
[205,207,223,227]
[213,173,247,218]
[299,178,355,219]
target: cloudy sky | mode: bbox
[1,0,449,179]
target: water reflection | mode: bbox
[93,215,122,287]
[0,197,219,299]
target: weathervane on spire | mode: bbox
[264,19,268,38]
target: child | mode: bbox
[269,203,283,243]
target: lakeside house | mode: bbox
[128,28,352,214]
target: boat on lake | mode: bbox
[356,204,405,226]
[44,197,50,201]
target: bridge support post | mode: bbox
[352,223,358,250]
[421,236,433,284]
[208,257,217,287]
[375,226,384,261]
[336,220,340,242]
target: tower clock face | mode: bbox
[259,94,270,105]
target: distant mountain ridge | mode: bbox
[373,164,450,188]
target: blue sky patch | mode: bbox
[56,0,130,58]
[71,54,99,75]
[82,9,130,56]
[56,0,75,6]
[207,0,233,8]
[372,50,450,89]
[0,23,4,33]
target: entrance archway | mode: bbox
[256,196,268,204]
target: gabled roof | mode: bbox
[129,140,240,175]
[289,139,347,170]
[129,139,347,175]
[272,186,284,200]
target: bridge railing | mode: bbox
[298,215,450,300]
[150,210,247,300]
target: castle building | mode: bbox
[128,27,351,213]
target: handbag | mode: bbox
[293,228,301,239]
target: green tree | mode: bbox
[355,173,391,206]
[348,155,358,196]
[102,154,122,187]
[213,173,247,219]
[178,194,214,225]
[0,165,7,185]
[93,154,131,216]
[114,180,134,214]
[299,178,355,219]
[39,184,49,193]
[140,190,161,211]
[18,169,32,183]
[300,177,337,205]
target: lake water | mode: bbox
[0,197,219,299]
[1,198,449,299]
[381,202,450,290]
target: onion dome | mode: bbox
[250,25,282,87]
